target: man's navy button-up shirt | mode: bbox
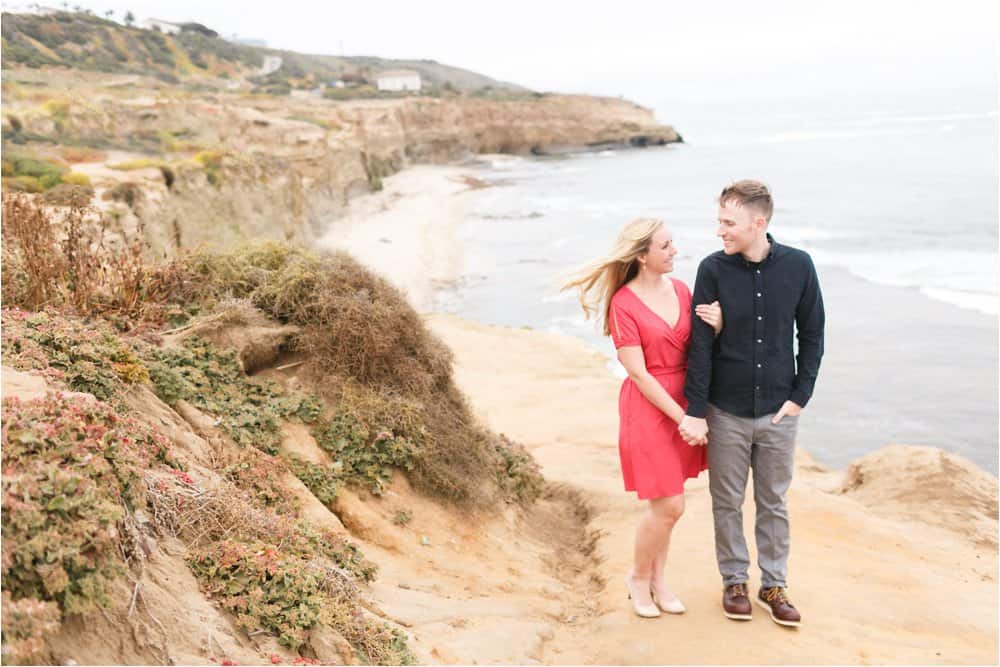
[684,234,825,419]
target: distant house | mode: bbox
[143,18,181,34]
[376,70,421,92]
[259,56,283,76]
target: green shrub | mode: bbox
[284,455,342,505]
[4,154,69,190]
[188,537,404,661]
[187,539,333,650]
[2,393,179,617]
[0,592,61,665]
[492,434,544,504]
[146,336,317,454]
[311,385,422,495]
[221,452,299,514]
[164,243,535,507]
[1,311,150,402]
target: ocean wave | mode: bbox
[810,248,999,316]
[920,287,999,316]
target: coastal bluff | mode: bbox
[3,67,678,256]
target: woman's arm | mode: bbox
[618,345,686,424]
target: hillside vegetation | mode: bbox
[0,193,544,664]
[1,11,527,96]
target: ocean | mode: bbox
[433,87,999,473]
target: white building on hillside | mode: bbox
[376,70,421,92]
[259,56,283,76]
[144,18,181,34]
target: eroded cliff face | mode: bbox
[5,75,679,254]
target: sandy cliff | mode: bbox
[3,69,678,255]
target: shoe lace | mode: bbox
[730,583,746,598]
[764,587,789,604]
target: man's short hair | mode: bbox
[720,180,773,223]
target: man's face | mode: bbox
[717,200,763,255]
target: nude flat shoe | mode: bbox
[625,576,661,618]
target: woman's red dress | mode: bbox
[609,279,707,499]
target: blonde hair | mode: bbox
[560,218,664,336]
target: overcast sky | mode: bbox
[9,0,999,105]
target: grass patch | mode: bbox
[2,153,68,189]
[108,158,169,171]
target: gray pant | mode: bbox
[706,404,798,589]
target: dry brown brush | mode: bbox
[169,242,543,506]
[1,193,187,326]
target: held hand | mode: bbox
[679,415,709,447]
[771,400,803,424]
[695,301,723,336]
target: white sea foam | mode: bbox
[920,287,999,316]
[810,248,999,316]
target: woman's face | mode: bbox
[640,226,677,275]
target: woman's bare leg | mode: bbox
[650,494,685,600]
[630,494,685,606]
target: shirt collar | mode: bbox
[725,232,783,266]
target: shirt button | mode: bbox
[756,269,761,274]
[757,339,762,343]
[757,316,762,321]
[756,292,762,297]
[757,363,762,368]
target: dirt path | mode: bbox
[423,313,998,665]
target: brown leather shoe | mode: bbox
[756,587,802,627]
[722,583,752,620]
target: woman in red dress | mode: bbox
[563,218,721,618]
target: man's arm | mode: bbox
[789,254,825,408]
[684,258,718,418]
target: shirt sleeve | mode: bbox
[790,254,825,407]
[609,298,641,349]
[684,259,718,418]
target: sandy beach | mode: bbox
[313,165,998,664]
[317,165,483,312]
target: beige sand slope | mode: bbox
[423,313,998,665]
[318,166,996,664]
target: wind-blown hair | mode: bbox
[560,218,664,336]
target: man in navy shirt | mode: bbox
[680,180,825,628]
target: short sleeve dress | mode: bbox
[609,279,708,499]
